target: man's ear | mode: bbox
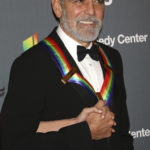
[52,0,62,18]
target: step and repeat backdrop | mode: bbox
[0,0,150,149]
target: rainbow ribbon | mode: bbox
[98,46,115,106]
[41,37,115,106]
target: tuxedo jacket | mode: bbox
[0,28,133,150]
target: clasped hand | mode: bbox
[37,100,116,140]
[85,100,116,140]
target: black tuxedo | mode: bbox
[0,28,133,150]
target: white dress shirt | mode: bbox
[56,26,104,92]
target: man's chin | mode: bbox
[73,31,98,42]
[74,35,98,42]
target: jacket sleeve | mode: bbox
[0,53,92,150]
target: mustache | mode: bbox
[76,15,101,24]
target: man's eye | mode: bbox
[71,0,104,4]
[95,0,104,4]
[73,0,84,3]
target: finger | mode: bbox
[111,128,116,133]
[111,120,117,127]
[103,100,107,105]
[100,106,108,116]
[110,112,115,120]
[83,107,102,115]
[91,107,102,114]
[104,108,114,120]
[101,114,105,119]
[113,121,117,126]
[95,100,105,108]
[98,106,107,119]
[104,106,110,112]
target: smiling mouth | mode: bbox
[79,21,94,25]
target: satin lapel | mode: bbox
[96,43,116,106]
[44,28,98,106]
[49,28,82,75]
[97,44,116,109]
[97,48,106,78]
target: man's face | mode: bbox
[54,0,104,43]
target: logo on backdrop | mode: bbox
[98,33,148,47]
[105,0,113,6]
[129,128,150,139]
[23,33,148,49]
[23,33,38,51]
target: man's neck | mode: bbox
[60,24,90,48]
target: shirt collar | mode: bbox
[56,25,92,61]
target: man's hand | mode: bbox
[95,100,114,119]
[37,106,102,133]
[76,107,102,123]
[86,100,116,140]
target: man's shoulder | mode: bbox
[12,40,53,71]
[96,41,120,55]
[16,27,58,63]
[96,41,123,71]
[19,41,47,60]
[95,41,122,61]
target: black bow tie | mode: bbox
[77,44,100,62]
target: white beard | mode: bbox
[60,9,103,42]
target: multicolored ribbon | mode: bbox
[41,37,115,106]
[98,46,115,106]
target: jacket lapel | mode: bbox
[43,28,115,107]
[49,28,82,75]
[46,28,98,106]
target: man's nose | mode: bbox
[84,1,95,15]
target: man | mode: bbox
[0,0,133,150]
